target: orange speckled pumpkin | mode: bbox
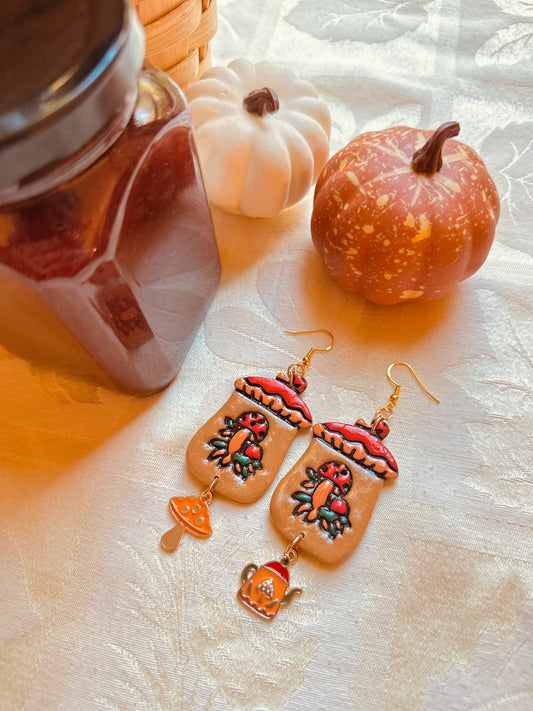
[311,122,500,305]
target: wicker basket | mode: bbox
[133,0,217,88]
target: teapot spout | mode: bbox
[281,587,302,607]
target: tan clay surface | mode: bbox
[270,437,384,564]
[186,391,300,503]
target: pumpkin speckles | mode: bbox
[311,123,500,304]
[411,214,432,243]
[401,289,424,299]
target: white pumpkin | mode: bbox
[185,58,331,218]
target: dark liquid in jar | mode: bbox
[0,70,220,393]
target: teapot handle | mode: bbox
[240,563,258,585]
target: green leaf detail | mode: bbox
[233,453,251,466]
[292,491,312,503]
[318,508,338,522]
[210,439,227,449]
[306,467,317,480]
[225,417,235,428]
[329,523,337,537]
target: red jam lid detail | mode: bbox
[315,421,399,476]
[264,561,289,583]
[356,418,390,440]
[275,371,307,394]
[239,376,312,423]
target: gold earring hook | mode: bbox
[371,361,439,433]
[387,362,440,404]
[284,329,334,379]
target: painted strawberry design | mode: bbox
[208,411,269,479]
[292,461,352,538]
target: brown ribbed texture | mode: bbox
[133,0,216,87]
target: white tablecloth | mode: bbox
[1,1,532,709]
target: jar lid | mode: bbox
[0,0,144,195]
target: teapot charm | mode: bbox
[237,536,303,620]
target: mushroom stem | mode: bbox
[243,87,280,117]
[411,122,460,175]
[307,479,334,522]
[222,427,251,464]
[160,523,185,553]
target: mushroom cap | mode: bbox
[236,411,269,441]
[317,461,352,494]
[169,496,212,538]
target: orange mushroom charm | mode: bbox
[160,492,213,553]
[311,121,500,304]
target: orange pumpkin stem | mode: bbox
[243,87,280,117]
[411,122,460,175]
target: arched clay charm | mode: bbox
[186,372,312,503]
[270,418,398,564]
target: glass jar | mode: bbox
[0,0,220,394]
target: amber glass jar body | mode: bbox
[0,64,220,393]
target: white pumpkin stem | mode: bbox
[411,122,460,175]
[243,88,280,117]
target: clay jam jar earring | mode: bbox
[160,329,334,553]
[238,362,439,621]
[0,0,220,394]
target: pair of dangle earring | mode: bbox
[160,329,334,553]
[238,362,439,621]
